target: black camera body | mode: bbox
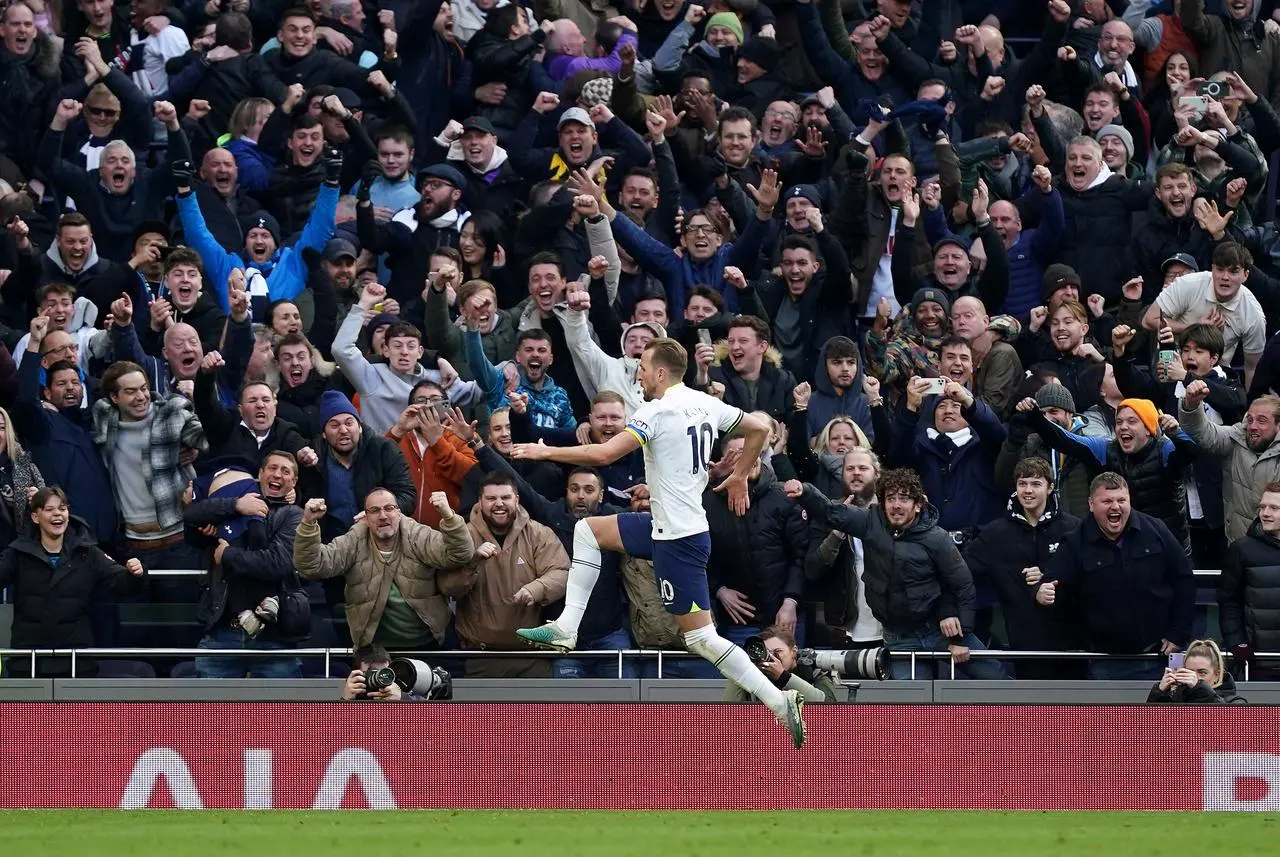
[1197,80,1226,100]
[363,666,397,691]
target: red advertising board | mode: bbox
[2,704,1279,810]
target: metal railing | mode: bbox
[4,647,1277,681]
[128,568,1233,580]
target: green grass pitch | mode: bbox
[2,810,1279,856]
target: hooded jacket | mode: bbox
[438,503,570,649]
[704,466,809,626]
[294,512,475,648]
[1219,518,1280,652]
[1131,195,1216,296]
[0,519,145,677]
[464,326,577,430]
[1146,670,1246,704]
[560,303,663,413]
[806,337,874,442]
[963,494,1079,650]
[795,485,978,635]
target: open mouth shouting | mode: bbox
[107,168,129,193]
[525,357,544,378]
[1116,426,1138,451]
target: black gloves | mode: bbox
[323,148,344,184]
[172,159,194,189]
[357,160,380,202]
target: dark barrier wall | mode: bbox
[3,704,1279,810]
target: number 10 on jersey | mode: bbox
[687,422,713,474]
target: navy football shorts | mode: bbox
[616,512,712,616]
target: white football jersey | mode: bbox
[624,384,744,541]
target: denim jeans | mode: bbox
[883,624,1008,680]
[552,628,638,679]
[195,626,302,678]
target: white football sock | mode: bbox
[554,519,602,635]
[684,624,788,717]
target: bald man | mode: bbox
[192,146,266,255]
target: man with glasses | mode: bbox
[387,381,477,528]
[295,486,475,652]
[37,98,192,263]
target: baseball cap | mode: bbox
[1161,252,1198,274]
[461,116,498,136]
[332,87,362,112]
[558,107,594,129]
[324,238,358,262]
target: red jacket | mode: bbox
[389,430,477,527]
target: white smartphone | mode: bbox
[921,377,947,396]
[1179,96,1209,120]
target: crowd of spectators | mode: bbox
[2,0,1280,691]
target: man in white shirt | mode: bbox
[1143,241,1266,387]
[125,0,191,98]
[511,337,806,747]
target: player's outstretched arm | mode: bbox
[512,431,641,467]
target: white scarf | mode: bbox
[391,206,471,234]
[446,142,510,174]
[1093,53,1139,90]
[926,426,973,447]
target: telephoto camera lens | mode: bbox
[390,658,454,700]
[799,647,891,681]
[363,666,397,691]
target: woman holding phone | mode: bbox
[1147,639,1247,704]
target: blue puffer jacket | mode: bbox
[8,356,117,545]
[1004,188,1065,317]
[610,206,768,320]
[890,394,1008,532]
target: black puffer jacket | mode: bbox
[795,485,977,635]
[1219,520,1280,653]
[963,495,1079,650]
[0,31,62,175]
[0,520,145,677]
[263,161,327,240]
[705,467,809,626]
[465,29,543,140]
[1130,197,1215,301]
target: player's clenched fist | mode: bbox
[303,498,328,524]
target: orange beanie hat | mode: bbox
[1118,398,1159,436]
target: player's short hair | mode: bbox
[1013,457,1054,486]
[877,468,925,506]
[1089,471,1128,495]
[643,337,688,376]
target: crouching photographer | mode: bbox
[341,644,454,701]
[724,626,840,703]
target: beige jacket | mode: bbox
[438,504,569,649]
[293,513,475,647]
[1180,401,1280,543]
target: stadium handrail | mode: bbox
[135,568,1230,578]
[2,647,1271,680]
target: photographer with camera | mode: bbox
[724,626,839,703]
[340,644,452,701]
